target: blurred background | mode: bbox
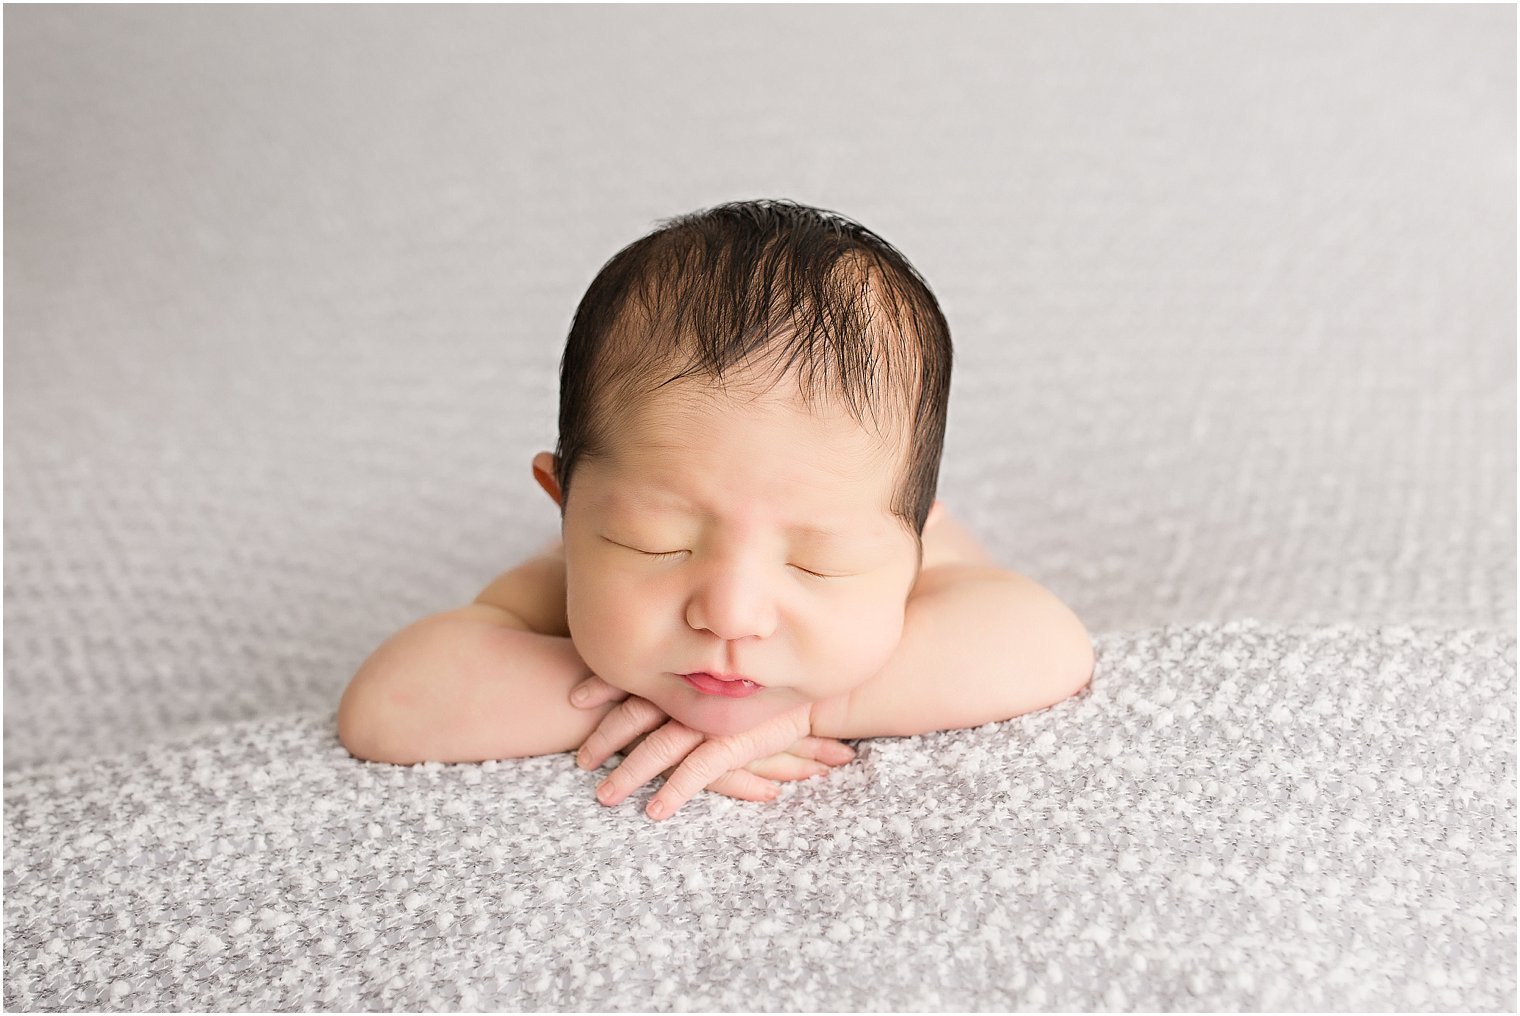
[5,4,1513,767]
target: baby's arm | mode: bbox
[337,542,854,783]
[812,511,1094,740]
[336,543,617,764]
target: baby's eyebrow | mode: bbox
[601,489,856,543]
[600,487,696,517]
[788,521,847,540]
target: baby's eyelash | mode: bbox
[606,537,841,577]
[601,536,683,560]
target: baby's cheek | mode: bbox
[814,601,906,691]
[565,577,645,678]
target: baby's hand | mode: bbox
[568,675,855,820]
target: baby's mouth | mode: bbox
[677,672,764,698]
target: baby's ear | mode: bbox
[531,452,563,507]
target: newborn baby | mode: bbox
[338,198,1094,820]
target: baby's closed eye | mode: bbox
[601,535,684,556]
[788,564,849,579]
[602,535,854,578]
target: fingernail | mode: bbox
[576,749,591,770]
[571,685,590,704]
[809,764,831,778]
[596,781,613,804]
[646,799,668,820]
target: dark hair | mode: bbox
[552,198,953,535]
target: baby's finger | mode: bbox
[569,674,628,710]
[646,711,821,820]
[706,769,784,803]
[781,736,857,767]
[596,721,705,807]
[744,753,834,783]
[643,739,758,820]
[576,696,667,771]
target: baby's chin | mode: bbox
[653,684,801,739]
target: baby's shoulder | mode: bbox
[471,543,569,636]
[918,501,995,573]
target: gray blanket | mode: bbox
[4,623,1515,1010]
[5,5,1515,1011]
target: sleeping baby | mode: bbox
[337,198,1094,820]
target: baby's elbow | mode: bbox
[336,674,384,762]
[1065,622,1096,700]
[1010,578,1095,713]
[1025,623,1093,715]
[1045,588,1096,704]
[336,660,413,764]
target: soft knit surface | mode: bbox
[4,5,1515,1012]
[4,623,1514,1011]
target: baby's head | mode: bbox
[532,199,952,735]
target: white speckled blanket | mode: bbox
[4,5,1514,1011]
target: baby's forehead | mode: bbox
[614,396,904,485]
[575,362,914,521]
[592,440,895,507]
[614,368,908,450]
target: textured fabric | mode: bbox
[4,4,1515,1012]
[4,623,1513,1011]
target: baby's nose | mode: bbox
[685,569,778,641]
